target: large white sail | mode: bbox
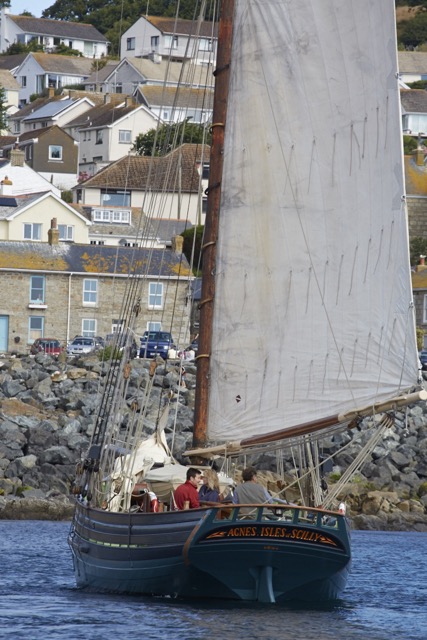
[207,0,419,442]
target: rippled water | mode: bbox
[0,521,426,640]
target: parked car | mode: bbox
[66,337,99,356]
[105,332,137,359]
[139,331,175,359]
[30,338,63,357]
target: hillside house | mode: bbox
[136,84,213,124]
[0,9,108,59]
[0,237,192,353]
[120,16,217,64]
[73,143,209,227]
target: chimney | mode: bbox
[416,255,427,272]
[0,176,12,195]
[148,52,162,64]
[125,96,134,108]
[48,87,55,99]
[48,218,60,245]
[10,148,25,167]
[171,235,184,254]
[104,93,111,104]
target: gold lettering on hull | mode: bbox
[205,525,339,548]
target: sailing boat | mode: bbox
[68,0,426,603]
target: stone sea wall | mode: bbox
[0,353,427,530]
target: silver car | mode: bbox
[66,337,98,356]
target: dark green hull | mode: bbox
[68,503,351,603]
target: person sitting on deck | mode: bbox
[198,468,222,503]
[174,467,202,509]
[233,467,288,506]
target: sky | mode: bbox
[10,1,53,18]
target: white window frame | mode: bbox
[83,279,98,305]
[29,316,44,343]
[82,319,96,337]
[126,37,135,50]
[119,130,132,143]
[148,282,163,309]
[30,275,45,304]
[96,130,103,145]
[112,319,124,333]
[49,145,63,161]
[58,224,74,241]
[24,222,42,241]
[165,35,178,49]
[147,321,161,332]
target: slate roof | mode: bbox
[139,84,214,110]
[113,57,214,87]
[146,16,218,39]
[25,53,94,76]
[401,89,427,113]
[0,192,50,220]
[404,156,427,197]
[9,95,62,120]
[0,54,27,71]
[0,242,191,277]
[0,69,20,91]
[78,143,209,193]
[83,62,119,85]
[7,15,108,43]
[398,51,427,75]
[65,101,142,129]
[13,124,75,144]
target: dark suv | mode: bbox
[139,331,175,359]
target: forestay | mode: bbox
[207,0,418,441]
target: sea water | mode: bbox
[0,521,426,640]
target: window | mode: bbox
[100,191,131,208]
[202,162,209,180]
[29,316,43,342]
[20,76,27,87]
[119,130,131,144]
[83,130,91,141]
[83,279,98,305]
[82,319,96,337]
[49,145,62,160]
[96,130,103,145]
[30,275,45,303]
[24,222,41,240]
[165,35,178,49]
[202,197,208,214]
[147,321,161,332]
[163,111,170,121]
[148,282,163,309]
[90,240,105,245]
[423,295,427,323]
[127,37,135,50]
[199,38,213,51]
[58,224,74,241]
[112,319,124,333]
[25,145,33,161]
[151,36,159,48]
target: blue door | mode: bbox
[0,316,9,352]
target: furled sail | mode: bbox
[207,0,419,442]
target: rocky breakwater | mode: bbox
[0,353,427,530]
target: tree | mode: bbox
[403,135,418,155]
[181,225,204,273]
[0,86,8,132]
[400,13,427,48]
[133,121,211,156]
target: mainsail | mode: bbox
[205,0,419,442]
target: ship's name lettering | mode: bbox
[224,526,324,542]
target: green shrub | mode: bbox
[98,346,122,361]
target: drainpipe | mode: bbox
[67,273,73,342]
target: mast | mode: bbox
[193,0,235,449]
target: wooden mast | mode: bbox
[193,0,235,449]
